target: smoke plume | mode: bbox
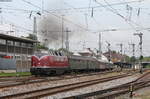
[38,15,64,47]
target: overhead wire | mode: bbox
[2,0,144,14]
[50,0,150,32]
[64,1,103,32]
[63,1,90,30]
[44,0,145,12]
[95,0,137,31]
[22,0,90,32]
[95,0,145,31]
[64,1,107,32]
[1,0,147,15]
[103,0,146,29]
[88,0,92,14]
[2,0,149,31]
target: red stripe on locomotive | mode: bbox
[31,55,69,68]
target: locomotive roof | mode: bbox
[35,50,65,56]
[69,55,97,61]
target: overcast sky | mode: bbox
[0,0,150,56]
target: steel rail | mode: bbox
[0,74,131,99]
[0,70,120,89]
[66,72,150,99]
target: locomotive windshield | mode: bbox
[34,50,48,58]
[34,50,64,58]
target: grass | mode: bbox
[0,72,31,77]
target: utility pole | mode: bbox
[106,41,111,62]
[129,43,136,69]
[33,17,37,40]
[61,15,64,48]
[117,43,123,71]
[65,28,71,51]
[99,33,102,58]
[134,32,143,73]
[117,43,123,55]
[0,8,3,25]
[42,0,44,14]
[83,41,86,50]
[84,13,88,29]
[129,43,135,57]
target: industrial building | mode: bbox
[0,33,38,72]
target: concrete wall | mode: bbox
[0,58,31,72]
[16,60,31,72]
[0,58,16,70]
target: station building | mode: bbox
[0,33,38,72]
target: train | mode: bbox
[30,50,114,76]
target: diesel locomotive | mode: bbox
[30,50,114,75]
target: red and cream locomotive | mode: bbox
[30,50,113,76]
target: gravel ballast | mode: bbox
[0,72,141,98]
[42,75,139,99]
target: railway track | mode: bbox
[0,68,148,83]
[74,81,150,99]
[0,69,149,99]
[0,73,131,99]
[67,71,150,99]
[0,68,144,80]
[0,69,147,89]
[0,68,142,89]
[0,70,121,88]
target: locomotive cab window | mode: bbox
[52,52,55,56]
[50,51,53,55]
[58,52,62,56]
[55,51,58,56]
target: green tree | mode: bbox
[142,56,150,61]
[125,56,130,62]
[36,44,48,50]
[130,56,136,62]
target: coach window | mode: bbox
[0,39,6,45]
